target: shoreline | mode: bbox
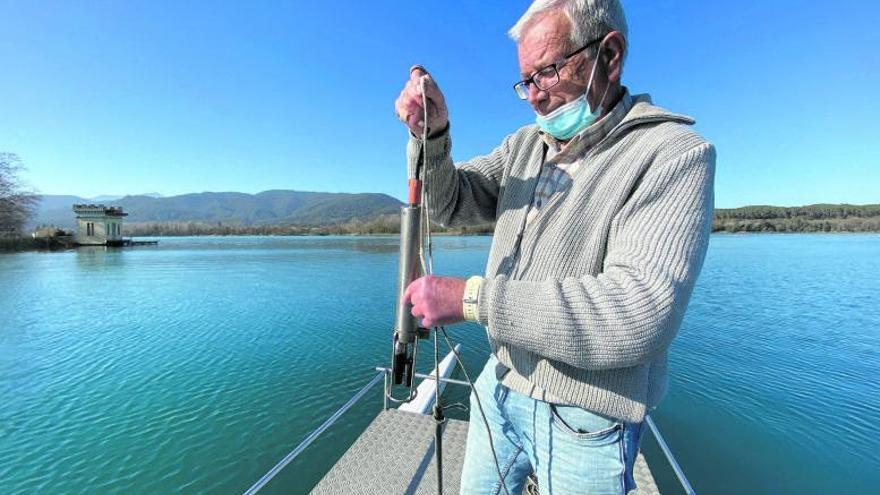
[6,230,880,253]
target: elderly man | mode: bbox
[396,0,714,493]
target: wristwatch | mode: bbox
[462,276,484,322]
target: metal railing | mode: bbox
[241,367,697,495]
[241,371,385,495]
[644,415,696,495]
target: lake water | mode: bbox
[1,234,878,494]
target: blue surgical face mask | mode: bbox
[535,46,607,140]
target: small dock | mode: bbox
[84,239,158,247]
[108,239,158,247]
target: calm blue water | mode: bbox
[1,234,878,494]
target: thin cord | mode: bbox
[440,326,511,495]
[421,77,444,495]
[419,76,511,495]
[419,78,435,277]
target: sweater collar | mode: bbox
[537,91,697,159]
[617,93,695,128]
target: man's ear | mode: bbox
[603,31,626,84]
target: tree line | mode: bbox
[713,204,880,233]
[127,204,880,236]
[123,215,496,237]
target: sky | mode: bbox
[0,0,877,208]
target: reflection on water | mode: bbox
[75,245,126,269]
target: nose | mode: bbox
[526,83,548,112]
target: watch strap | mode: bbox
[462,276,484,322]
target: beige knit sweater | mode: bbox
[408,94,715,423]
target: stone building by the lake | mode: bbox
[73,204,127,246]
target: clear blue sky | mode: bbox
[1,0,877,208]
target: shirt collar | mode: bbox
[540,88,634,156]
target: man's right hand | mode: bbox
[394,65,449,138]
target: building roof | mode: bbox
[72,204,128,217]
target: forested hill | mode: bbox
[713,204,880,232]
[35,190,403,229]
[34,194,880,234]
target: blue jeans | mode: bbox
[460,357,644,494]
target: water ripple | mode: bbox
[2,234,879,494]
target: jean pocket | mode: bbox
[548,404,622,442]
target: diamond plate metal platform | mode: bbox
[311,408,660,494]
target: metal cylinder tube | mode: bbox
[394,205,422,345]
[391,205,422,385]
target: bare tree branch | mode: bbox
[0,153,40,236]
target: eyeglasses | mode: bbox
[513,37,604,100]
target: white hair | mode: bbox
[509,0,628,57]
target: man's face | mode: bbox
[517,10,596,116]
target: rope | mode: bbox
[417,76,511,495]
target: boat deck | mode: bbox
[311,408,660,494]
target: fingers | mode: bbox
[411,307,425,321]
[403,277,419,305]
[400,96,422,118]
[408,74,442,109]
[395,81,426,130]
[396,66,447,136]
[404,275,433,303]
[405,79,437,134]
[408,114,424,134]
[405,278,428,326]
[421,75,444,106]
[404,71,438,110]
[404,80,427,110]
[406,68,428,107]
[409,64,428,82]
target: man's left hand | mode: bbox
[403,275,466,328]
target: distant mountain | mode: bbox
[29,195,880,234]
[90,193,163,202]
[34,195,91,227]
[32,190,403,229]
[88,195,122,202]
